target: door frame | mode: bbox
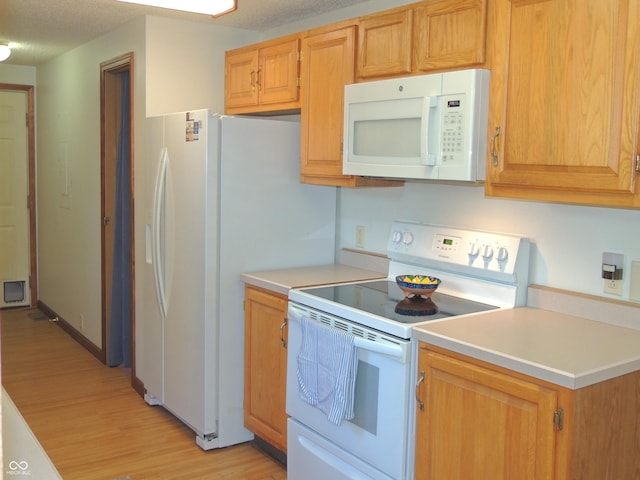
[0,83,37,308]
[99,53,141,393]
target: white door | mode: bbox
[0,90,30,308]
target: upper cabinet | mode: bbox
[412,0,487,72]
[357,7,413,79]
[225,35,301,115]
[486,0,640,208]
[300,23,402,187]
[357,0,488,81]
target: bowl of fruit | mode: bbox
[395,275,441,298]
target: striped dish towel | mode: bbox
[297,316,358,425]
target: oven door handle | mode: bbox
[353,337,404,359]
[288,306,407,360]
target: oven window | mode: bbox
[350,360,379,435]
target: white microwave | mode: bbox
[343,69,490,182]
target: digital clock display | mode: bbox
[443,238,454,246]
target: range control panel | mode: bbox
[387,221,529,275]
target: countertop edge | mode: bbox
[413,326,640,390]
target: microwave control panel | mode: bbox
[440,94,466,164]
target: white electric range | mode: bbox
[286,220,531,480]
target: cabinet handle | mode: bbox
[250,68,256,90]
[280,318,287,349]
[415,370,425,411]
[490,126,501,166]
[256,66,262,91]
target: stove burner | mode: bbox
[394,296,439,316]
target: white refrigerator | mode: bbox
[141,111,337,450]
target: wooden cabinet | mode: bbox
[485,0,640,208]
[243,285,289,452]
[357,7,413,79]
[357,0,487,81]
[415,345,557,479]
[300,23,402,187]
[225,35,301,115]
[412,0,487,72]
[415,343,640,479]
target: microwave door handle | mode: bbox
[422,96,440,166]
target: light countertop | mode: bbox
[2,388,62,478]
[413,306,640,390]
[241,264,385,296]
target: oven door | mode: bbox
[286,302,413,480]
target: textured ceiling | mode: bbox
[0,0,370,66]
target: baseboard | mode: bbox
[35,300,146,399]
[37,300,105,364]
[252,436,287,466]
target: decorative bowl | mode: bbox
[395,275,441,298]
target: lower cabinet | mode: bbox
[415,343,640,480]
[243,285,289,452]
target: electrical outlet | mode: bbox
[356,225,365,248]
[604,279,623,296]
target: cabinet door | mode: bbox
[486,0,640,208]
[225,48,259,110]
[300,26,356,184]
[259,38,300,107]
[357,7,413,79]
[244,286,288,452]
[415,346,557,480]
[300,26,401,187]
[413,0,487,71]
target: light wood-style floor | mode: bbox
[1,307,287,480]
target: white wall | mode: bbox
[34,14,261,350]
[338,183,640,301]
[0,64,36,85]
[36,17,147,346]
[144,16,259,116]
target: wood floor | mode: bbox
[1,307,287,480]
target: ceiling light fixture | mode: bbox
[0,43,11,62]
[116,0,237,17]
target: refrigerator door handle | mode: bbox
[152,147,169,318]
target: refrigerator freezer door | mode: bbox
[161,110,217,437]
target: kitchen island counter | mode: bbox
[413,301,640,389]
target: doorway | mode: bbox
[0,85,37,309]
[100,53,137,389]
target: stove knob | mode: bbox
[402,231,414,246]
[482,244,494,260]
[497,247,509,262]
[468,242,480,257]
[392,230,404,244]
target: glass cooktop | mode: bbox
[299,280,498,325]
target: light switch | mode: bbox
[602,252,623,280]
